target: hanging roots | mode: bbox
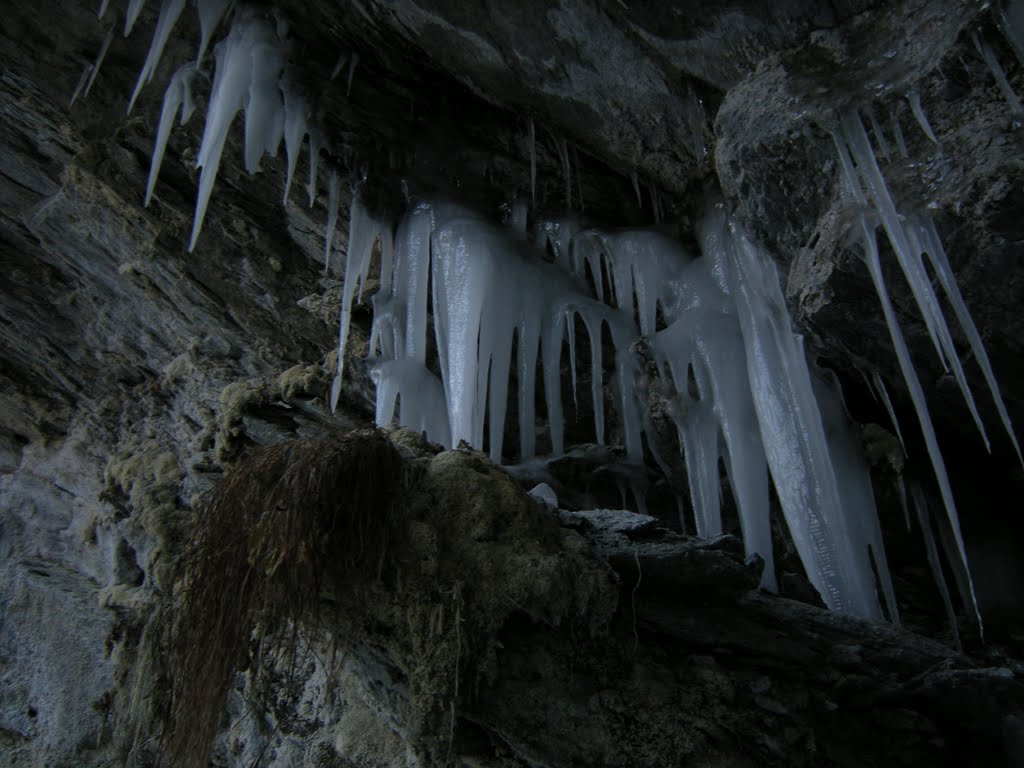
[156,428,404,768]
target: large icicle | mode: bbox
[189,15,283,251]
[128,0,186,114]
[145,63,197,206]
[702,205,880,617]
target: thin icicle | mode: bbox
[331,52,349,80]
[98,0,110,19]
[557,137,572,208]
[910,483,961,648]
[907,90,939,144]
[997,0,1024,63]
[866,106,892,162]
[197,0,233,64]
[872,371,907,455]
[307,128,322,207]
[973,30,1023,115]
[890,110,909,158]
[528,118,536,207]
[857,217,982,630]
[572,143,584,212]
[282,85,311,204]
[70,65,92,107]
[125,0,147,36]
[914,217,1022,463]
[346,53,360,97]
[897,473,912,532]
[145,63,197,206]
[630,169,642,208]
[82,25,115,100]
[323,171,341,274]
[128,0,186,114]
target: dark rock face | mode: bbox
[2,1,1024,766]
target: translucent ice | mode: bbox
[145,63,197,206]
[128,0,186,114]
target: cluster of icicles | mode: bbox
[82,2,1023,623]
[331,192,902,620]
[72,0,357,255]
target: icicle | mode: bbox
[897,473,912,532]
[872,371,907,455]
[70,65,92,107]
[706,205,878,617]
[890,110,909,158]
[572,143,584,212]
[866,106,892,162]
[197,0,232,64]
[282,86,311,204]
[557,137,571,208]
[907,90,939,144]
[997,0,1024,63]
[323,171,341,274]
[973,30,1023,115]
[190,16,279,251]
[856,216,982,629]
[83,25,115,100]
[331,52,348,80]
[528,118,536,207]
[98,0,110,19]
[346,53,360,97]
[145,63,197,206]
[914,217,1022,463]
[307,128,322,207]
[125,0,147,36]
[630,169,642,208]
[244,41,286,172]
[837,112,950,367]
[128,0,186,114]
[910,483,961,648]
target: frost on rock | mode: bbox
[330,188,903,615]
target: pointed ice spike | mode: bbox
[857,217,983,630]
[907,90,939,144]
[630,169,642,208]
[916,218,1023,463]
[705,206,875,616]
[282,85,310,203]
[323,171,341,274]
[838,110,949,364]
[346,53,359,97]
[557,137,571,208]
[70,65,92,107]
[197,0,233,64]
[83,25,115,99]
[872,371,907,455]
[866,106,891,162]
[331,52,349,80]
[528,118,537,207]
[190,20,267,251]
[125,0,147,36]
[572,143,584,212]
[890,110,909,158]
[146,63,197,206]
[911,483,961,648]
[973,30,1023,115]
[128,0,186,114]
[307,128,321,207]
[98,0,110,19]
[244,40,286,172]
[997,0,1024,64]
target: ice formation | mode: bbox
[87,2,1020,625]
[329,189,906,615]
[834,105,1023,625]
